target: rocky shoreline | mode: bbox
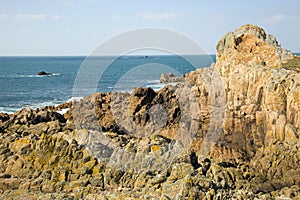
[0,25,299,199]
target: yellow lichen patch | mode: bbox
[92,165,100,176]
[82,149,91,159]
[10,138,31,152]
[293,92,300,101]
[151,145,160,152]
[58,172,66,181]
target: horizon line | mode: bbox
[0,54,219,57]
[1,52,299,57]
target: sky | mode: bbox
[0,0,299,56]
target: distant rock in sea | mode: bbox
[160,73,183,83]
[37,71,52,76]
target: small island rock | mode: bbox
[160,73,183,83]
[37,71,52,76]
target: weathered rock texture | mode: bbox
[160,73,183,83]
[0,24,299,199]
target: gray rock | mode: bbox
[160,73,183,83]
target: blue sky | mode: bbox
[0,0,299,55]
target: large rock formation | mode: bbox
[186,24,300,196]
[0,25,299,199]
[216,24,294,68]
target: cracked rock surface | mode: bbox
[0,24,299,199]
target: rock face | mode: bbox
[186,24,300,197]
[216,24,294,68]
[0,25,299,199]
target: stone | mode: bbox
[0,173,11,179]
[160,73,183,83]
[168,163,194,182]
[0,178,21,191]
[37,71,52,76]
[89,176,104,188]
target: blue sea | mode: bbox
[0,55,215,114]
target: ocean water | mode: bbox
[0,55,215,114]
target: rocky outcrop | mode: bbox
[186,24,300,198]
[0,24,299,199]
[160,73,183,83]
[216,24,294,68]
[186,25,299,157]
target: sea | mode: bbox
[0,55,215,114]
